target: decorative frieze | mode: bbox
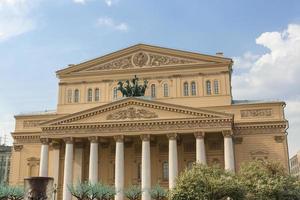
[23,120,45,128]
[240,109,272,118]
[106,107,158,120]
[84,51,198,72]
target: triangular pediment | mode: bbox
[57,44,232,77]
[41,97,233,127]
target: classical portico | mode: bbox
[38,97,235,200]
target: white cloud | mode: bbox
[0,0,37,41]
[233,24,300,100]
[104,0,118,6]
[73,0,86,4]
[232,24,300,156]
[97,17,128,32]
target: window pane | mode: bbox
[87,88,93,102]
[95,88,100,101]
[67,89,72,103]
[183,82,189,96]
[151,84,156,98]
[191,81,196,96]
[163,83,169,97]
[162,161,169,180]
[206,80,211,95]
[214,80,219,94]
[74,89,80,103]
[113,87,118,99]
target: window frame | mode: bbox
[162,161,169,181]
[183,82,189,96]
[151,84,156,98]
[87,88,93,102]
[214,80,219,94]
[74,89,80,103]
[94,88,100,101]
[67,89,72,103]
[191,81,196,96]
[206,80,211,95]
[163,83,169,97]
[113,87,118,100]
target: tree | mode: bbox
[124,185,142,200]
[238,160,300,200]
[150,184,167,200]
[169,164,245,200]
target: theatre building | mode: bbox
[10,44,289,200]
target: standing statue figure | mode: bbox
[117,75,148,97]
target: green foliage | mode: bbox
[68,181,91,200]
[169,164,245,200]
[68,181,115,200]
[238,160,300,200]
[0,185,24,200]
[150,184,167,200]
[124,185,142,200]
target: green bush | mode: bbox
[169,164,245,200]
[238,160,300,200]
[0,185,24,200]
[124,185,141,200]
[150,184,167,200]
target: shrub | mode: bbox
[124,185,141,200]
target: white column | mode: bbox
[89,137,99,184]
[115,136,124,200]
[39,138,49,177]
[194,132,206,164]
[63,138,74,200]
[223,130,235,172]
[168,133,178,189]
[141,135,151,200]
[52,142,60,200]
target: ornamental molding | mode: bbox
[83,51,198,72]
[274,135,285,143]
[41,118,233,137]
[240,109,272,118]
[13,135,40,143]
[41,98,232,126]
[13,144,23,152]
[106,107,158,120]
[23,120,45,128]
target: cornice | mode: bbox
[57,44,232,77]
[41,98,233,126]
[234,120,287,130]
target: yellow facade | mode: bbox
[10,44,289,199]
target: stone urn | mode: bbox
[24,177,54,200]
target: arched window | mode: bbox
[151,84,156,98]
[183,82,189,96]
[191,81,196,96]
[206,80,211,95]
[94,88,100,101]
[163,83,169,97]
[162,161,169,180]
[113,87,118,100]
[214,80,219,94]
[67,89,72,103]
[87,88,93,102]
[74,89,80,103]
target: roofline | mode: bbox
[56,43,233,76]
[231,100,286,106]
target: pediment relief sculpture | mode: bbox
[106,107,158,120]
[84,51,198,72]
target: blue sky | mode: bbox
[0,0,300,155]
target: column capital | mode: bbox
[194,132,205,139]
[40,138,50,145]
[63,137,74,144]
[222,130,233,138]
[88,136,98,143]
[114,135,124,142]
[140,134,150,141]
[167,133,177,140]
[13,144,23,152]
[51,140,61,149]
